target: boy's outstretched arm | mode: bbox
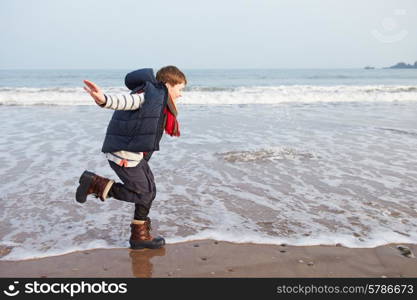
[83,79,145,111]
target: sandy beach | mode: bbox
[0,240,416,278]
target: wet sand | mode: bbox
[0,240,416,278]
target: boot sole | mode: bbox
[75,171,96,203]
[129,237,165,250]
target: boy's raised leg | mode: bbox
[75,170,114,203]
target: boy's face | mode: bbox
[166,82,185,102]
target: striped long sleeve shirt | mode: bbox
[102,93,145,110]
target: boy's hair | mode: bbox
[156,66,187,86]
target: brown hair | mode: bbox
[156,65,187,86]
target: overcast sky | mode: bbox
[1,0,416,69]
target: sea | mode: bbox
[0,68,416,260]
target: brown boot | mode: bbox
[75,170,114,203]
[130,218,165,249]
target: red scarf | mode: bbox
[163,95,180,137]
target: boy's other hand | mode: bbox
[83,80,105,105]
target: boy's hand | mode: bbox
[83,80,105,105]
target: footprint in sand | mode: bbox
[397,245,415,258]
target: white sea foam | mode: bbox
[2,240,116,261]
[165,230,416,248]
[2,229,415,261]
[0,85,417,106]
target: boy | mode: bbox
[75,66,187,250]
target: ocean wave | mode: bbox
[186,86,236,92]
[365,86,417,93]
[2,230,415,260]
[306,75,352,79]
[0,85,417,106]
[216,147,319,162]
[378,127,417,137]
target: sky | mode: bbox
[0,0,416,69]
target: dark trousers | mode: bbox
[107,159,156,220]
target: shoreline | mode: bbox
[0,240,416,278]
